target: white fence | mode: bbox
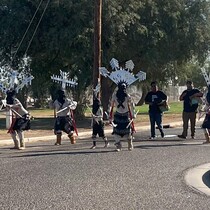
[165,86,186,102]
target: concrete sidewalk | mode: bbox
[185,163,210,196]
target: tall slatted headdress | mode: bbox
[51,70,78,91]
[0,56,34,94]
[197,65,210,120]
[51,70,78,110]
[201,66,210,86]
[0,56,34,129]
[99,58,146,104]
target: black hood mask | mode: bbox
[57,90,66,105]
[116,82,127,108]
[92,98,101,115]
[6,90,16,105]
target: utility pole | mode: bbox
[93,0,102,97]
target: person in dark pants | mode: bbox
[178,80,203,139]
[90,97,109,149]
[145,81,167,139]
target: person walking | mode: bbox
[90,97,109,149]
[99,58,146,151]
[178,80,203,139]
[144,81,167,139]
[109,82,135,151]
[6,89,31,150]
[53,89,77,145]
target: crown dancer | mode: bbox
[53,90,77,145]
[100,58,146,151]
[51,70,78,145]
[6,90,30,150]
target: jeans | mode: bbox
[149,112,163,137]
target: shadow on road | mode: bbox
[135,142,202,149]
[8,149,116,158]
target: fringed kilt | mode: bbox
[92,121,105,137]
[54,116,74,134]
[13,114,31,131]
[202,114,210,129]
[113,112,131,137]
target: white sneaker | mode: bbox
[104,142,109,148]
[90,145,96,149]
[128,141,133,151]
[115,142,122,152]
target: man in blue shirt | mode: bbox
[145,81,167,139]
[178,80,203,139]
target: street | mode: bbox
[1,126,210,210]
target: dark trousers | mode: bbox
[182,111,196,137]
[149,112,163,137]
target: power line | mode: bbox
[13,0,51,59]
[25,0,51,55]
[13,0,44,60]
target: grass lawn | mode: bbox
[136,101,183,114]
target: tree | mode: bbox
[0,0,95,115]
[1,0,210,114]
[102,0,210,83]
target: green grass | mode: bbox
[84,101,183,115]
[0,101,183,130]
[136,101,183,115]
[22,101,184,117]
[28,108,54,117]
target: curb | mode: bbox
[185,163,210,196]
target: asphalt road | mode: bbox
[1,126,210,210]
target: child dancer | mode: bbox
[90,97,109,149]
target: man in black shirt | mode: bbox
[145,81,167,139]
[178,80,203,139]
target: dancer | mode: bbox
[109,82,135,151]
[53,89,77,145]
[202,85,210,143]
[100,58,146,151]
[90,96,109,149]
[6,90,30,150]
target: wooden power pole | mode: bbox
[93,0,102,97]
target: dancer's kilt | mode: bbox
[54,116,74,134]
[13,114,31,131]
[202,114,210,129]
[92,121,105,137]
[113,112,131,137]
